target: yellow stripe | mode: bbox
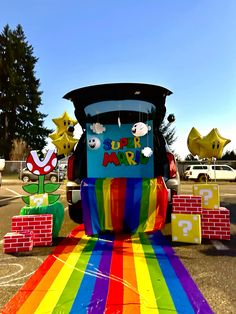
[145,178,157,232]
[131,234,159,313]
[103,178,113,230]
[31,234,89,314]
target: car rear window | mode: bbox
[193,166,208,170]
[84,100,157,124]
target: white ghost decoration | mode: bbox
[141,147,153,158]
[131,122,151,137]
[88,137,101,150]
[90,123,106,134]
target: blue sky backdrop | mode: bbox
[1,0,236,159]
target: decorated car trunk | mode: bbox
[64,83,179,234]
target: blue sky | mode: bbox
[1,0,236,159]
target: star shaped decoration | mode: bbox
[49,112,77,141]
[187,127,230,159]
[187,127,202,156]
[198,128,230,159]
[52,133,78,156]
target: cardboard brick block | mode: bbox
[11,214,53,246]
[201,207,230,240]
[3,231,33,253]
[172,195,202,214]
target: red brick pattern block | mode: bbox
[3,231,33,253]
[172,195,231,241]
[173,195,202,214]
[201,207,230,240]
[12,214,53,246]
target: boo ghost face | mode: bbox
[131,122,151,137]
[88,137,101,150]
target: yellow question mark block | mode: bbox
[193,183,219,209]
[171,213,202,244]
[30,193,49,207]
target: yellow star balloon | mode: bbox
[49,112,77,141]
[198,128,230,159]
[52,133,78,156]
[187,127,230,159]
[187,127,202,156]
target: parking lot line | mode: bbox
[6,188,22,197]
[211,240,229,250]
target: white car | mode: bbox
[184,164,236,182]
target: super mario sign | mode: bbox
[86,122,154,178]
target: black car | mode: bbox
[63,83,180,224]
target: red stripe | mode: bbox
[122,236,140,313]
[110,178,127,232]
[0,226,84,314]
[105,237,124,313]
[154,178,168,230]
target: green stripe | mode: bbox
[137,178,150,232]
[52,237,98,313]
[139,233,176,313]
[95,178,105,230]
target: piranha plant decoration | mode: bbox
[22,150,60,205]
[20,150,64,237]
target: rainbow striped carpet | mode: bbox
[1,226,213,313]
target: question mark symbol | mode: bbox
[178,220,192,236]
[34,197,44,207]
[199,189,212,205]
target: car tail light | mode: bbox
[67,154,75,181]
[166,152,177,178]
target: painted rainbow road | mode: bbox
[1,226,213,314]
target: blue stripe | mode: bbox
[147,232,195,314]
[70,237,106,313]
[82,178,100,235]
[124,178,142,232]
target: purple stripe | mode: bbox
[81,180,95,234]
[157,231,214,314]
[87,234,114,313]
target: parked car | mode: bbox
[184,164,236,182]
[63,83,180,224]
[19,167,65,183]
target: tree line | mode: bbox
[0,24,51,160]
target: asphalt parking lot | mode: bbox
[0,179,235,313]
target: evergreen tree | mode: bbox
[221,150,236,160]
[0,24,52,159]
[160,117,177,147]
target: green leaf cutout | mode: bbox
[48,194,60,204]
[22,184,38,194]
[22,195,30,205]
[44,183,60,193]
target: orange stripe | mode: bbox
[1,227,83,314]
[15,230,83,314]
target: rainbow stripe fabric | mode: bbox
[1,226,213,314]
[81,177,168,235]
